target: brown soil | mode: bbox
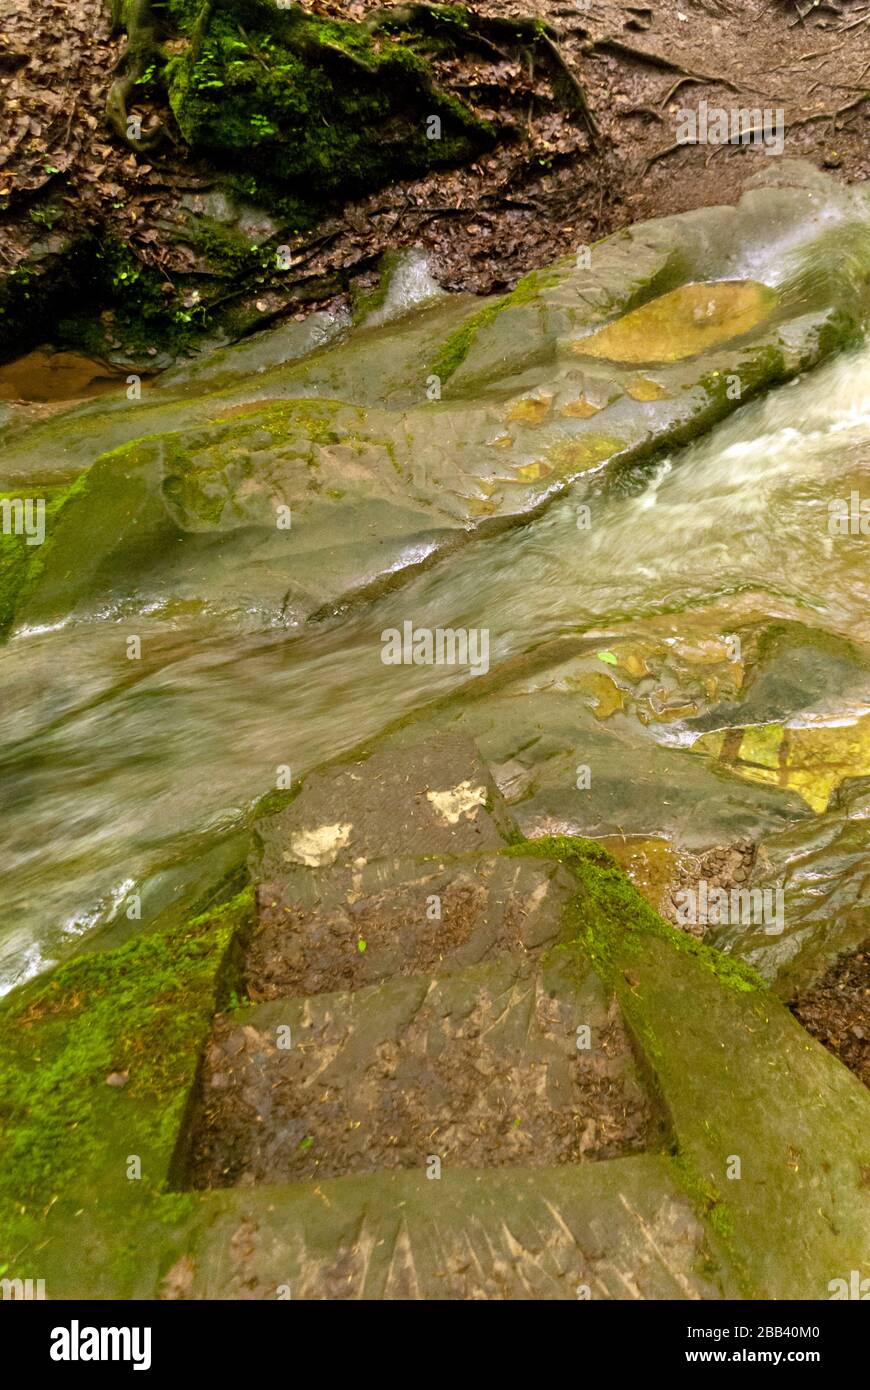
[791,942,870,1088]
[4,0,870,361]
[250,858,566,998]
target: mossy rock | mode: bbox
[166,0,493,200]
[506,835,870,1299]
[0,890,252,1212]
[0,722,868,1297]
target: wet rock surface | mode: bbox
[2,171,870,1299]
[2,729,869,1300]
[250,854,570,998]
[191,961,658,1187]
[6,163,870,638]
[189,733,664,1189]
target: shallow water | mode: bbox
[0,349,131,403]
[1,332,869,993]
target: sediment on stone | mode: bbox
[183,732,666,1190]
[187,961,662,1188]
[790,942,870,1090]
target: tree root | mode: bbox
[538,32,601,144]
[365,2,601,147]
[584,37,741,94]
[641,92,869,175]
[105,0,170,153]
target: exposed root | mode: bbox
[366,2,601,147]
[585,36,741,94]
[105,0,170,153]
[539,32,601,145]
[641,90,870,174]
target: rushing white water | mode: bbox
[1,339,869,992]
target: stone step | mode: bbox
[187,950,665,1189]
[250,851,574,1000]
[170,1155,729,1300]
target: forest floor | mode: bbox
[3,0,870,323]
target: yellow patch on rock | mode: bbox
[559,395,603,418]
[506,394,552,425]
[546,434,622,476]
[692,713,870,813]
[516,460,553,481]
[598,836,680,915]
[569,280,777,364]
[625,376,671,402]
[569,671,626,719]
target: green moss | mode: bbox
[504,834,770,1295]
[668,1153,752,1293]
[43,237,216,361]
[430,266,566,383]
[504,835,762,993]
[0,472,91,639]
[0,889,252,1215]
[166,1,492,205]
[209,396,348,443]
[0,241,104,363]
[180,213,273,280]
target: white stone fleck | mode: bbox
[284,821,353,867]
[426,782,487,825]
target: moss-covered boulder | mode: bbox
[165,0,492,199]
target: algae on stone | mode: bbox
[570,281,777,364]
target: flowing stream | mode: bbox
[1,332,869,993]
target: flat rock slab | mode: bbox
[188,953,662,1188]
[251,851,573,998]
[176,1155,724,1300]
[252,733,516,894]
